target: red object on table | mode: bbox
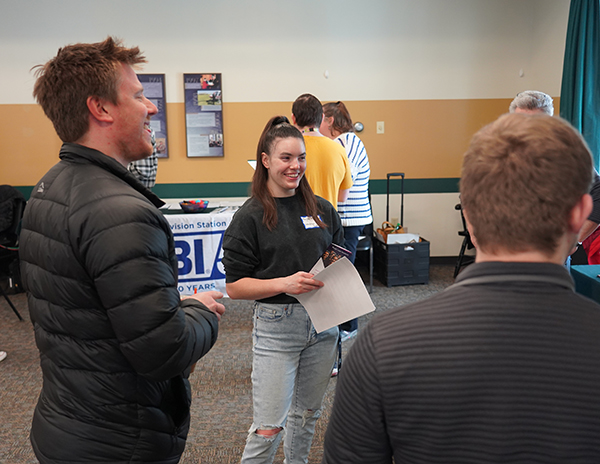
[582,228,600,264]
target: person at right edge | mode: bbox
[20,37,224,464]
[509,90,600,261]
[323,113,600,463]
[321,101,372,342]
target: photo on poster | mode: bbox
[137,73,169,158]
[184,73,224,158]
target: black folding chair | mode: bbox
[355,222,374,293]
[453,203,475,278]
[355,188,374,295]
[0,185,26,321]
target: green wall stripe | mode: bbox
[14,186,33,198]
[14,178,460,200]
[153,182,252,198]
[370,178,460,194]
[153,178,461,198]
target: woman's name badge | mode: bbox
[301,216,319,229]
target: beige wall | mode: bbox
[0,98,515,186]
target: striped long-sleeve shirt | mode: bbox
[323,261,600,463]
[335,132,372,227]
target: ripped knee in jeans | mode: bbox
[255,426,283,440]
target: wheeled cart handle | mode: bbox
[386,172,405,226]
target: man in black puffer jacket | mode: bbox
[20,37,225,464]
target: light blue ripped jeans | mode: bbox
[240,301,338,464]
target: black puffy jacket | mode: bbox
[20,143,219,464]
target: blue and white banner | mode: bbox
[165,211,234,295]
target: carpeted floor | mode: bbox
[0,264,455,463]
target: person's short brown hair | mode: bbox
[460,113,593,255]
[32,37,147,142]
[322,101,354,134]
[292,93,323,128]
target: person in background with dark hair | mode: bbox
[20,37,224,464]
[321,101,373,342]
[223,116,343,464]
[323,113,600,463]
[291,93,352,210]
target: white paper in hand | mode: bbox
[292,257,375,333]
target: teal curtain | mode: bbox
[560,0,600,168]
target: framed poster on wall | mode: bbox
[183,73,223,157]
[137,73,169,158]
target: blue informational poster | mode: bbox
[183,73,224,158]
[137,73,169,158]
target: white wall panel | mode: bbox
[370,192,463,257]
[1,0,570,104]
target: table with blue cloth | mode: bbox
[570,265,600,303]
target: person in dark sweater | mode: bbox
[223,116,343,464]
[323,113,600,463]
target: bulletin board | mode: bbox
[137,73,169,158]
[183,73,224,157]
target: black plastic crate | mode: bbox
[374,238,430,286]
